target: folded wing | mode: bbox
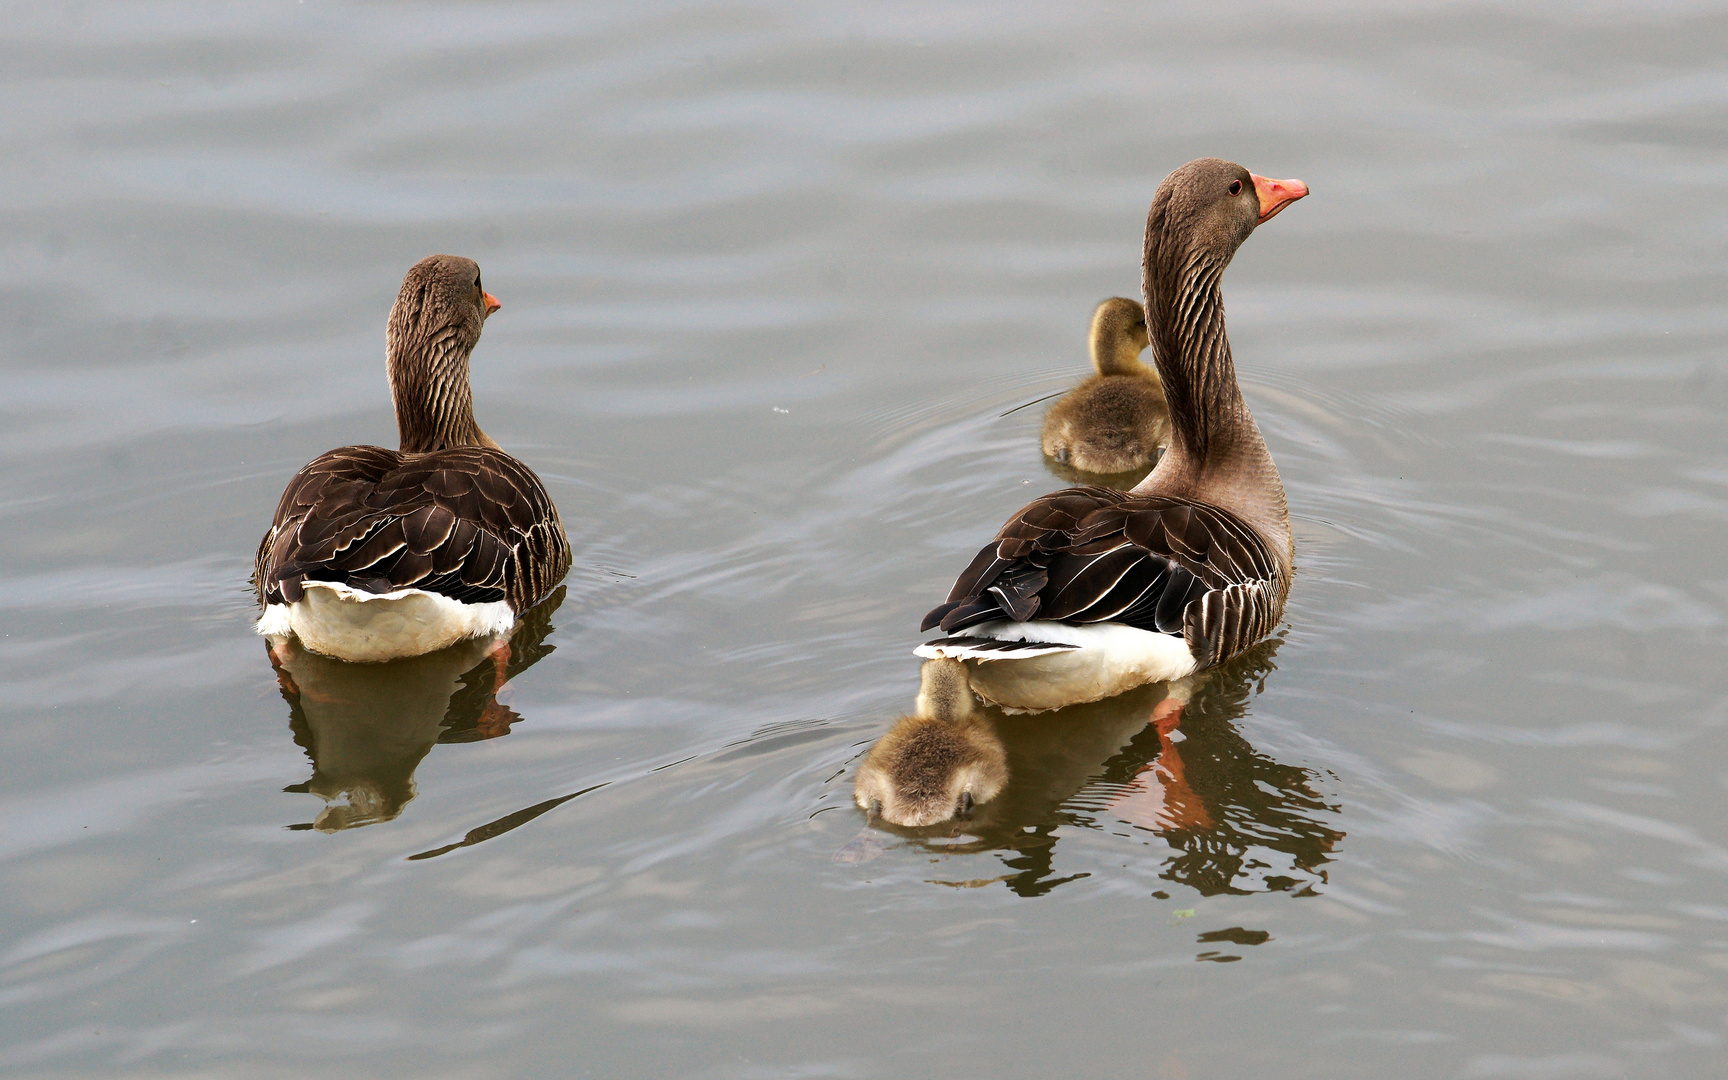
[921,487,1280,670]
[256,445,570,613]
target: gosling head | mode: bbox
[1088,296,1150,376]
[854,659,1008,828]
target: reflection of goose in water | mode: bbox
[272,587,564,831]
[850,638,1342,898]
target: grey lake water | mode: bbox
[4,2,1728,1077]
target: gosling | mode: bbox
[853,658,1008,828]
[1040,296,1171,476]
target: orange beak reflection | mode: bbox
[1251,174,1308,223]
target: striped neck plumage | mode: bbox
[387,329,495,454]
[1138,244,1291,570]
[1143,254,1250,465]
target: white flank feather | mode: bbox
[255,580,514,663]
[916,619,1198,713]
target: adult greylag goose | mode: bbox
[254,255,571,663]
[1040,296,1170,476]
[853,658,1008,827]
[918,159,1307,712]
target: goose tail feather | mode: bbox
[914,635,1082,662]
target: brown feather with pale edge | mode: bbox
[255,444,569,612]
[255,255,570,619]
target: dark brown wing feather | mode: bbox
[920,487,1282,671]
[255,444,571,614]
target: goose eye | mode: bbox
[1228,179,1243,196]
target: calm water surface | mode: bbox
[4,2,1728,1077]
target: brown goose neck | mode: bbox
[1137,249,1291,572]
[1143,257,1247,464]
[387,335,494,454]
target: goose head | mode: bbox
[386,254,503,453]
[1146,158,1307,272]
[854,659,1008,828]
[1139,160,1305,468]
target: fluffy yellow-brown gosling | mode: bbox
[1040,296,1170,476]
[853,658,1008,827]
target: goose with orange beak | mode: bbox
[255,255,571,663]
[919,159,1307,711]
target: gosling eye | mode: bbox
[956,791,975,819]
[1228,179,1243,196]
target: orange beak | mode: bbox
[1251,174,1308,223]
[482,291,502,316]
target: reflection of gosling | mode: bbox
[1040,297,1170,476]
[854,659,1008,827]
